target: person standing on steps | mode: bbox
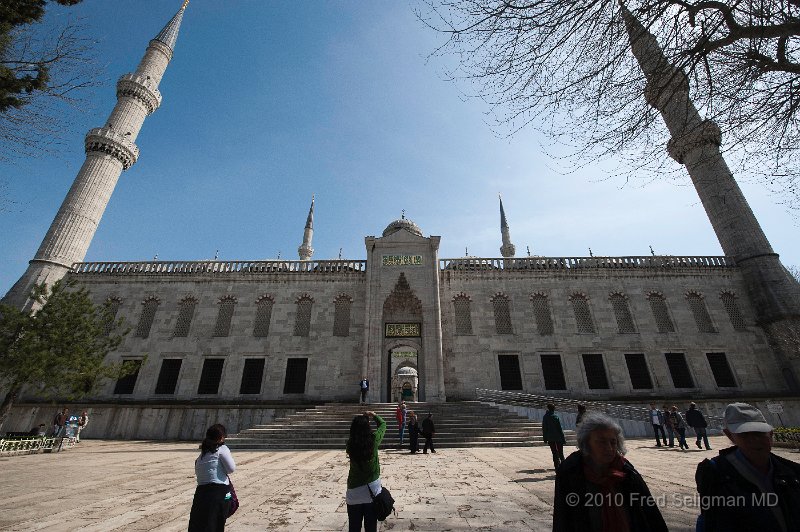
[395,401,407,450]
[359,377,369,404]
[407,411,420,453]
[542,403,567,469]
[422,413,436,454]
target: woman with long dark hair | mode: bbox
[188,423,236,532]
[345,411,386,532]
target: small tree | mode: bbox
[0,279,131,430]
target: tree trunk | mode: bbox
[0,387,20,432]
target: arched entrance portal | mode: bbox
[389,346,418,402]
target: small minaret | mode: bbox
[621,4,800,388]
[499,194,516,258]
[2,2,189,310]
[297,195,315,261]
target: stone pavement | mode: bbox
[1,436,797,531]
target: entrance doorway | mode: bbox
[388,346,418,402]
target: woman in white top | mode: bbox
[188,424,236,532]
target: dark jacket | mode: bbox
[695,446,800,532]
[421,417,435,436]
[553,451,667,532]
[542,411,566,445]
[685,407,708,429]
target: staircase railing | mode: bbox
[475,389,724,428]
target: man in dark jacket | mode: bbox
[695,402,800,532]
[421,413,436,454]
[543,403,567,469]
[686,402,711,450]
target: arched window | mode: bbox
[294,295,313,337]
[213,296,237,337]
[453,294,473,335]
[333,295,352,337]
[135,297,159,338]
[570,293,595,333]
[491,293,513,334]
[253,295,274,337]
[720,292,746,331]
[609,292,636,333]
[173,296,198,337]
[647,292,675,333]
[686,291,716,333]
[530,293,554,336]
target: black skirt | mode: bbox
[188,482,231,532]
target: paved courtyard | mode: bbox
[1,436,797,531]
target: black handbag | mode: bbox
[367,483,395,521]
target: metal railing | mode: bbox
[0,436,58,455]
[71,259,368,275]
[442,256,733,271]
[475,389,724,428]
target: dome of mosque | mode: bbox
[382,217,423,237]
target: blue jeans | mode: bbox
[398,424,405,445]
[347,502,377,532]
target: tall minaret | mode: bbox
[499,194,516,258]
[298,195,315,261]
[2,2,189,311]
[621,4,800,388]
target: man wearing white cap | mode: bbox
[695,403,800,532]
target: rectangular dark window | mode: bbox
[540,354,567,390]
[582,354,610,389]
[624,354,653,389]
[240,358,266,394]
[706,352,737,388]
[283,358,308,394]
[113,359,142,395]
[665,352,695,388]
[498,354,523,390]
[197,359,225,395]
[154,359,182,394]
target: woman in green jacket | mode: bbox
[345,411,386,532]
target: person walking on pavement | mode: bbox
[359,377,369,404]
[76,411,89,443]
[395,401,407,449]
[649,403,668,447]
[421,413,436,454]
[575,404,587,426]
[662,403,676,447]
[52,407,68,437]
[670,405,690,450]
[543,403,567,469]
[686,402,712,450]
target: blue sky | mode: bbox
[1,0,797,295]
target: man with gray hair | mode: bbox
[553,412,666,532]
[695,402,800,532]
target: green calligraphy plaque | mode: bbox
[385,323,421,337]
[382,255,422,266]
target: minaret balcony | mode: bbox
[84,127,140,169]
[117,73,162,114]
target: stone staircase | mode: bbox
[225,401,576,450]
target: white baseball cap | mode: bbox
[723,403,773,433]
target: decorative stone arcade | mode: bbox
[363,218,446,403]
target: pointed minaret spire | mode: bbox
[499,194,516,258]
[2,3,189,310]
[298,195,315,260]
[620,3,800,389]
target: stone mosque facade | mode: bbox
[3,3,800,437]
